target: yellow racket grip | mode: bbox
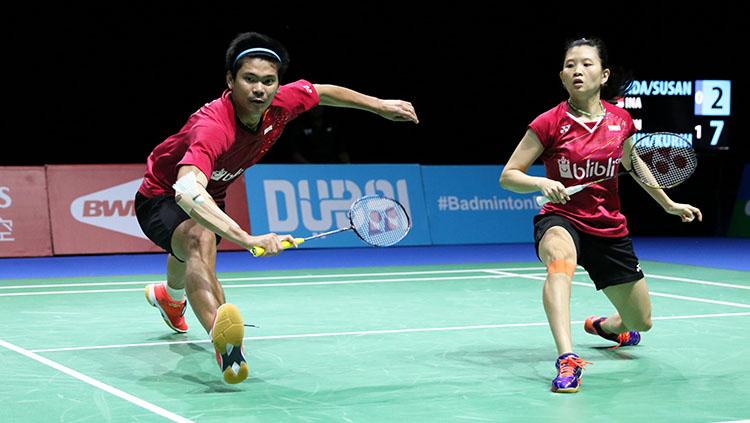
[250,238,305,257]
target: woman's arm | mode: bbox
[621,137,703,223]
[500,129,572,204]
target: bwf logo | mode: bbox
[70,178,148,239]
[262,179,411,233]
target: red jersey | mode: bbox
[529,100,636,237]
[138,80,320,202]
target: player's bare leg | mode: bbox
[171,218,248,383]
[539,227,588,393]
[171,219,225,333]
[584,278,651,348]
[602,279,652,332]
[144,247,189,333]
[539,227,578,355]
[166,254,186,290]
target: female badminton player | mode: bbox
[499,37,702,393]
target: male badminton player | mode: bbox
[499,37,701,393]
[134,32,418,384]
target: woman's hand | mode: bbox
[665,202,703,223]
[537,178,571,204]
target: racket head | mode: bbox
[629,132,697,189]
[348,195,411,247]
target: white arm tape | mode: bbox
[173,172,205,212]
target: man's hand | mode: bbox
[247,233,298,256]
[377,99,419,123]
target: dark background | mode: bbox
[3,4,745,237]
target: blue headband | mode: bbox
[233,48,282,70]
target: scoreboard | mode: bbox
[620,80,732,150]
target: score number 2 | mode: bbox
[695,80,731,116]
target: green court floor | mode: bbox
[1,261,749,422]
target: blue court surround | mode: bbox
[1,237,748,280]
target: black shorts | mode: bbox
[533,214,644,290]
[134,192,222,259]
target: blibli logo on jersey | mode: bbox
[558,157,619,180]
[262,179,411,233]
[212,168,244,182]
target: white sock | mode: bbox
[163,282,185,301]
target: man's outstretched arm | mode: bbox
[313,84,419,123]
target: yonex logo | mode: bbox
[367,207,403,236]
[70,178,147,239]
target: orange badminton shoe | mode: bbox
[145,283,188,333]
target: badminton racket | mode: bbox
[251,195,411,256]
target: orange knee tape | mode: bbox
[547,259,576,277]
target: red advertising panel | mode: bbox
[0,167,53,257]
[47,164,249,255]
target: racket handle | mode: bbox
[534,184,587,207]
[250,238,305,257]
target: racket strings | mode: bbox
[349,196,410,247]
[631,134,697,188]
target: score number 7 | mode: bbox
[694,120,724,146]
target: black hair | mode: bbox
[563,37,633,103]
[225,32,290,79]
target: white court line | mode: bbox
[484,270,750,309]
[0,338,193,423]
[519,272,749,290]
[0,267,546,290]
[28,311,750,354]
[2,268,748,304]
[3,266,747,292]
[0,275,517,297]
[645,273,750,290]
